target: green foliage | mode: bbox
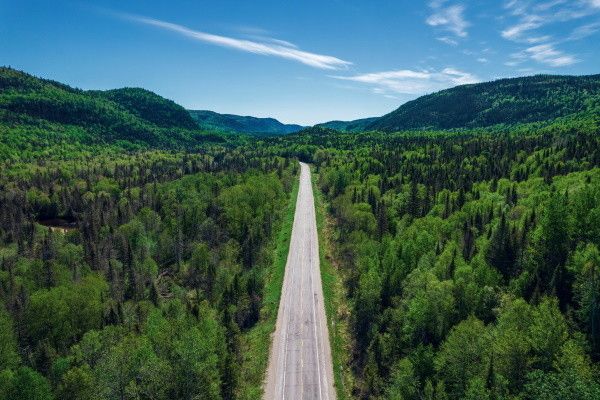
[435,317,490,399]
[524,369,600,400]
[569,244,600,357]
[0,307,19,370]
[173,310,224,400]
[56,365,95,400]
[385,358,419,400]
[25,275,107,351]
[94,333,172,400]
[0,367,54,400]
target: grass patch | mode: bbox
[238,168,300,400]
[312,167,354,400]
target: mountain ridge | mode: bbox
[0,67,224,152]
[315,117,378,132]
[311,74,600,133]
[366,74,600,132]
[188,109,304,136]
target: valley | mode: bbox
[0,66,599,400]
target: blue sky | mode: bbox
[2,0,600,125]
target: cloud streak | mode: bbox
[567,21,600,40]
[332,68,479,96]
[502,0,600,43]
[525,44,578,66]
[507,43,579,67]
[122,14,352,70]
[426,2,469,39]
[501,14,544,41]
[500,0,600,68]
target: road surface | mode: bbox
[264,162,336,400]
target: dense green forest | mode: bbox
[2,67,600,399]
[0,142,298,399]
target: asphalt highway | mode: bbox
[264,162,336,400]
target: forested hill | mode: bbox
[367,74,600,132]
[315,116,378,132]
[0,67,224,154]
[94,88,198,130]
[188,109,304,136]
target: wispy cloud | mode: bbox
[507,43,579,67]
[567,21,600,40]
[437,36,459,45]
[502,0,600,43]
[525,43,578,66]
[500,0,600,67]
[426,1,469,39]
[121,14,352,70]
[501,14,544,41]
[332,68,479,96]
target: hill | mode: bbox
[188,110,304,136]
[0,67,223,155]
[96,87,199,130]
[315,117,377,132]
[367,74,600,132]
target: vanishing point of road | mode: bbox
[264,162,336,400]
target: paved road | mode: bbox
[264,162,336,400]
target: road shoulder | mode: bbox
[311,166,355,400]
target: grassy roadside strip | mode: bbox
[312,166,354,400]
[238,166,300,400]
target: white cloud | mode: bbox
[436,36,459,45]
[477,57,489,63]
[124,14,352,70]
[502,0,600,43]
[500,1,599,67]
[505,60,522,67]
[567,21,600,40]
[506,42,577,67]
[504,0,528,16]
[501,14,544,41]
[426,3,469,39]
[525,43,578,66]
[525,35,552,43]
[332,68,479,96]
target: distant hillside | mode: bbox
[96,88,199,130]
[189,110,304,136]
[0,67,223,152]
[316,117,378,132]
[368,74,600,132]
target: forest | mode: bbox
[1,66,600,399]
[0,142,298,399]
